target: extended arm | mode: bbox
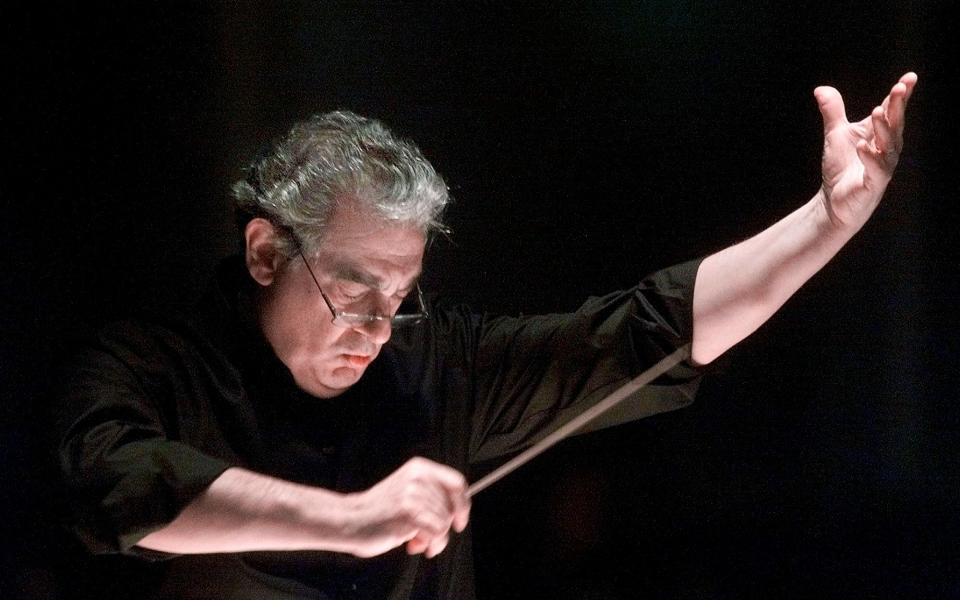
[690,72,917,365]
[137,458,470,559]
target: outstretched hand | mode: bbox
[814,72,917,230]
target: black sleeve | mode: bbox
[53,322,233,556]
[468,259,703,464]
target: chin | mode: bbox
[302,366,366,398]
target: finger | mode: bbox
[884,80,912,136]
[882,72,917,126]
[855,138,887,181]
[406,508,453,557]
[898,71,918,105]
[404,494,452,538]
[814,85,847,133]
[451,496,471,533]
[406,532,430,555]
[871,105,894,156]
[411,474,469,534]
[407,458,470,531]
[424,532,450,559]
[443,485,470,533]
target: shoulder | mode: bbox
[62,312,236,391]
[67,255,254,379]
[86,314,205,359]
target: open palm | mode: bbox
[815,72,917,229]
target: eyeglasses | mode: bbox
[298,250,429,328]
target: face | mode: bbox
[251,205,426,398]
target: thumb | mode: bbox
[814,85,847,133]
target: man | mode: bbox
[55,73,916,598]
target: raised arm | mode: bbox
[690,72,917,365]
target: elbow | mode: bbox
[691,291,772,366]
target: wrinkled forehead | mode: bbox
[313,203,426,283]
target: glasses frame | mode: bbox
[297,249,429,328]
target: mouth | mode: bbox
[342,353,374,368]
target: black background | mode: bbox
[3,2,958,598]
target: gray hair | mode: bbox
[233,110,450,258]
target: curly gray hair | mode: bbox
[233,111,450,258]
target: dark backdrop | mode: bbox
[3,2,957,598]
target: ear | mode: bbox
[244,218,284,286]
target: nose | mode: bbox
[354,315,392,346]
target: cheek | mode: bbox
[264,285,339,360]
[278,282,336,343]
[320,327,350,355]
[298,317,343,355]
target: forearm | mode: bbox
[136,467,356,554]
[136,457,470,558]
[691,190,856,365]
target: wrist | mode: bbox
[812,188,861,241]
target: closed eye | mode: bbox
[337,282,370,302]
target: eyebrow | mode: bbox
[332,263,421,293]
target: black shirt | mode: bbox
[54,256,703,599]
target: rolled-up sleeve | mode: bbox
[54,323,233,555]
[469,259,704,464]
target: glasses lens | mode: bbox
[390,314,425,327]
[327,287,428,329]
